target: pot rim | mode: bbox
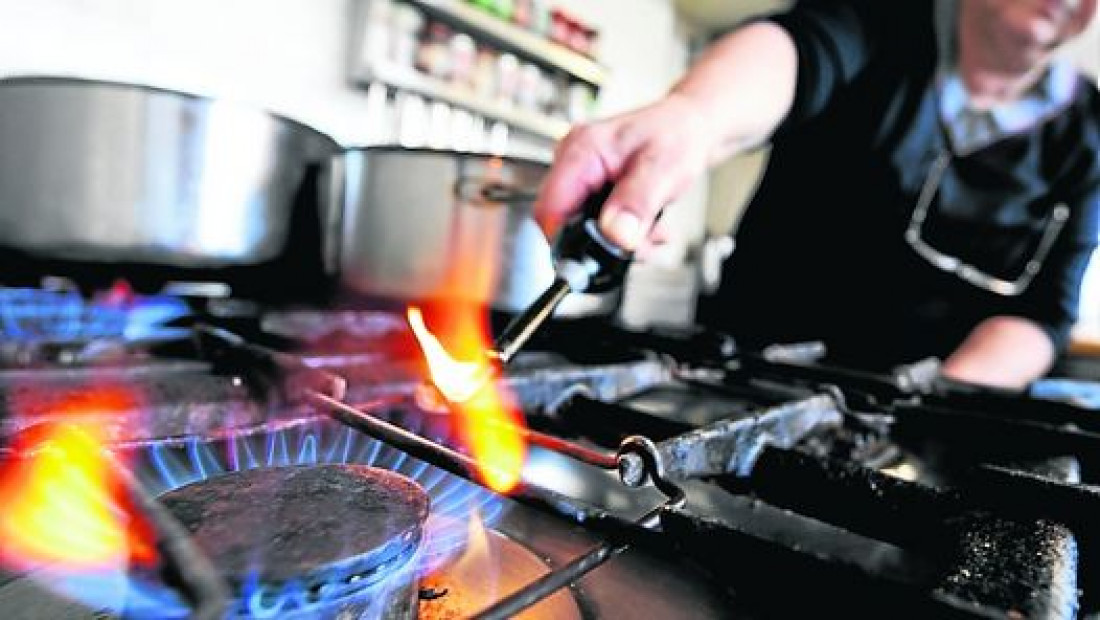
[0,74,341,151]
[335,145,553,168]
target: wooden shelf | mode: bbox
[406,0,608,87]
[353,60,573,140]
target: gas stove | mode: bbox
[1,281,1098,619]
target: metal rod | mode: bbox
[471,539,621,620]
[491,278,572,364]
[196,323,348,400]
[447,404,620,471]
[521,426,621,470]
[321,391,656,530]
[306,391,479,481]
[469,508,665,620]
[103,446,229,620]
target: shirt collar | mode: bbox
[934,0,1078,153]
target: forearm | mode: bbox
[940,316,1057,389]
[670,21,799,163]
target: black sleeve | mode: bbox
[767,0,916,130]
[1011,87,1100,352]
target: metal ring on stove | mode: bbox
[615,435,685,504]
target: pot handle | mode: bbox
[455,177,540,206]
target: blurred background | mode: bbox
[0,0,1095,336]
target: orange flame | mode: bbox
[407,307,527,493]
[0,393,156,571]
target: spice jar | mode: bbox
[472,46,498,99]
[360,0,392,66]
[389,3,425,68]
[416,21,453,79]
[495,52,520,103]
[449,32,476,86]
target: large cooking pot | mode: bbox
[324,147,620,317]
[0,76,339,268]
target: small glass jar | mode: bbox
[416,21,453,79]
[389,3,425,68]
[495,53,521,103]
[449,33,477,86]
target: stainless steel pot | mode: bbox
[324,147,620,317]
[0,76,339,267]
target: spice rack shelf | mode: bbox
[405,0,608,87]
[351,59,572,139]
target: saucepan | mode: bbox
[322,146,621,318]
[0,76,340,268]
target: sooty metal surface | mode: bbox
[160,465,428,585]
[937,514,1078,620]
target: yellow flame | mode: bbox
[407,308,492,403]
[0,397,156,571]
[406,307,527,493]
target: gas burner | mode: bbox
[0,285,192,367]
[159,465,427,619]
[260,310,407,343]
[3,286,1100,619]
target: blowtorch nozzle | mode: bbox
[417,184,633,408]
[490,183,633,365]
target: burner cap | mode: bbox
[159,465,429,586]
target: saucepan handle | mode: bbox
[455,176,540,206]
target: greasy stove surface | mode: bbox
[0,292,1099,619]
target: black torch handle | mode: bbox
[489,183,626,365]
[553,182,634,294]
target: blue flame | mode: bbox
[0,287,190,342]
[121,415,502,618]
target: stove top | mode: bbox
[1,284,1098,619]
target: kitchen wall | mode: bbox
[0,0,695,149]
[0,0,707,327]
[0,0,374,144]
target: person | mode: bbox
[534,0,1100,390]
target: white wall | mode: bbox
[0,0,379,144]
[0,0,695,148]
[0,0,706,326]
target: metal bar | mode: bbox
[892,401,1100,458]
[966,463,1100,537]
[307,391,479,481]
[454,406,620,471]
[315,390,635,524]
[470,509,665,620]
[195,324,348,401]
[522,426,621,470]
[105,448,229,620]
[741,446,961,550]
[471,539,621,620]
[620,393,843,485]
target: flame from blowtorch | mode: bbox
[407,307,527,494]
[0,395,156,571]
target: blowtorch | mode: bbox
[489,183,634,365]
[412,183,636,408]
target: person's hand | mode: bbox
[534,92,717,254]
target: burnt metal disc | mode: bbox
[159,464,429,585]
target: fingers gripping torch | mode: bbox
[490,184,634,365]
